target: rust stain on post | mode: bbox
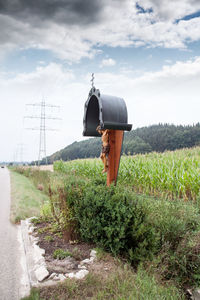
[107,130,124,186]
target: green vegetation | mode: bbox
[119,147,200,201]
[44,123,200,164]
[53,248,73,260]
[54,146,200,201]
[44,235,54,242]
[10,170,49,223]
[15,145,200,298]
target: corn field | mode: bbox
[54,146,200,201]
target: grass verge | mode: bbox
[10,170,49,223]
[22,263,184,300]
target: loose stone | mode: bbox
[35,266,49,282]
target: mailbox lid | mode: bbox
[100,94,128,124]
[83,88,132,136]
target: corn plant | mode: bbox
[54,147,200,201]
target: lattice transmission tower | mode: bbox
[25,99,60,165]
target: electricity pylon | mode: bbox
[25,99,60,165]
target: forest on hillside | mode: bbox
[42,123,200,164]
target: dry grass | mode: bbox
[25,165,54,172]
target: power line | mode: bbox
[25,99,60,166]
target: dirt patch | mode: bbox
[33,222,95,274]
[32,221,119,281]
[36,224,93,259]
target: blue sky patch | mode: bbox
[136,2,153,14]
[176,10,200,23]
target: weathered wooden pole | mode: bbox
[107,130,124,186]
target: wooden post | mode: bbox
[107,130,124,186]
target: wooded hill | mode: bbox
[43,123,200,164]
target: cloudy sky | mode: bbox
[0,0,200,162]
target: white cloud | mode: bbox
[139,0,200,20]
[93,56,200,128]
[100,58,116,67]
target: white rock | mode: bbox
[66,272,75,278]
[66,270,89,279]
[74,270,89,279]
[53,275,60,281]
[192,289,200,300]
[33,243,45,258]
[49,273,57,280]
[59,274,66,281]
[80,259,91,265]
[28,227,35,234]
[35,266,49,282]
[89,257,95,263]
[31,236,39,243]
[34,260,46,270]
[90,250,97,258]
[78,264,87,270]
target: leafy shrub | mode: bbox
[72,184,159,262]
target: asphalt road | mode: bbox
[0,167,28,300]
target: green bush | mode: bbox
[72,184,159,262]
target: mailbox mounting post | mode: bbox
[83,87,132,186]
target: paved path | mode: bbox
[0,167,29,300]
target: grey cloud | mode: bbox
[0,0,104,25]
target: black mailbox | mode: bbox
[83,87,132,137]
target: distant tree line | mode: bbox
[39,123,200,164]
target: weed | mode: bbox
[44,235,54,242]
[94,247,109,261]
[21,288,40,300]
[31,217,41,225]
[53,249,72,260]
[37,227,48,234]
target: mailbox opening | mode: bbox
[85,95,100,137]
